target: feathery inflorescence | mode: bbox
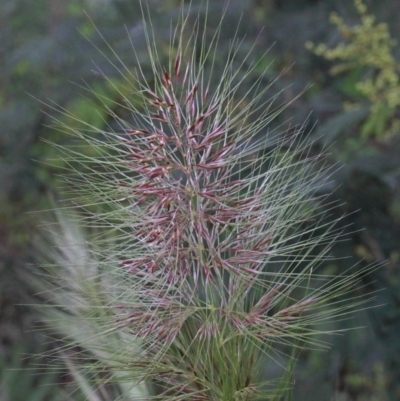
[34,2,376,400]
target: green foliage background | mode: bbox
[1,0,400,400]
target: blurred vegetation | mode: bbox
[306,0,400,141]
[1,0,400,400]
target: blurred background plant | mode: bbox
[306,0,400,141]
[0,343,64,401]
[1,0,400,400]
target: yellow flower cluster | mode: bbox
[305,0,400,140]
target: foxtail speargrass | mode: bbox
[32,1,377,400]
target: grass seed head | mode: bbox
[33,1,378,400]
